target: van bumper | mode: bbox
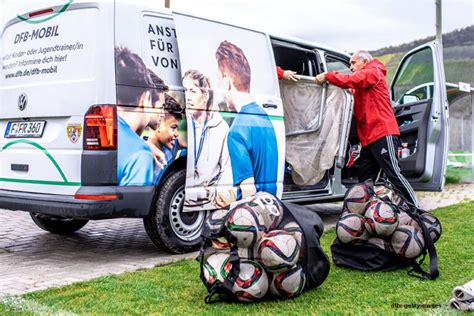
[0,186,155,219]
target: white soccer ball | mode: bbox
[374,184,396,203]
[364,199,399,237]
[344,183,371,214]
[202,252,233,287]
[225,204,265,248]
[238,245,257,261]
[366,237,393,252]
[246,192,284,231]
[205,209,230,233]
[336,213,369,243]
[391,225,425,258]
[270,264,306,298]
[257,230,300,273]
[419,213,442,243]
[283,221,305,258]
[397,211,417,227]
[232,260,269,302]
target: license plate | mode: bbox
[5,121,46,138]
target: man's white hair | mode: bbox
[353,50,373,62]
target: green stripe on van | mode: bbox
[0,178,80,186]
[219,112,283,121]
[1,139,78,186]
[17,0,73,24]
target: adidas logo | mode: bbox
[381,148,388,155]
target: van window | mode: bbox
[326,55,351,74]
[272,41,320,76]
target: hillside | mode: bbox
[372,25,474,56]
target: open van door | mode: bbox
[390,41,448,191]
[173,12,285,211]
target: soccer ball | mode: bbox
[283,221,305,258]
[344,183,371,214]
[246,192,284,231]
[391,225,425,258]
[232,260,269,302]
[202,252,233,287]
[257,230,300,273]
[336,213,369,243]
[211,236,230,250]
[226,204,265,248]
[366,237,393,252]
[419,213,442,243]
[397,210,417,227]
[394,194,410,210]
[364,200,399,237]
[283,221,304,247]
[205,209,230,234]
[238,246,257,261]
[374,184,396,203]
[270,264,306,298]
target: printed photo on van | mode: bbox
[174,16,285,212]
[115,46,185,186]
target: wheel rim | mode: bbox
[169,184,205,242]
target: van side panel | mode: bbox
[0,1,116,195]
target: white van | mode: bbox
[0,0,448,253]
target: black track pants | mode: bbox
[358,135,418,206]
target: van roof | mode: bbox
[172,9,350,59]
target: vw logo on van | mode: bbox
[18,93,28,111]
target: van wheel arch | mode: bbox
[144,167,206,254]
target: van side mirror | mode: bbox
[401,94,420,104]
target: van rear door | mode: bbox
[390,41,448,191]
[0,1,115,195]
[173,12,285,211]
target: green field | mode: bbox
[1,202,473,315]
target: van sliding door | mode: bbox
[173,12,285,211]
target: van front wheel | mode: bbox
[144,169,206,254]
[30,213,89,235]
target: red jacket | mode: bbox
[277,66,284,80]
[326,59,399,147]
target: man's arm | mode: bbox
[277,66,298,82]
[315,68,380,89]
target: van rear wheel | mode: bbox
[144,169,206,254]
[30,213,89,235]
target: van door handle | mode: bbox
[262,103,278,109]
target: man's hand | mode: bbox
[315,73,327,85]
[214,188,237,208]
[282,70,299,82]
[147,141,167,169]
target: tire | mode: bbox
[30,213,89,235]
[144,168,206,254]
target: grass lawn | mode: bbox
[1,202,473,315]
[446,167,474,184]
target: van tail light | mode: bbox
[83,105,117,150]
[74,194,119,200]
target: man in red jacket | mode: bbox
[315,51,418,206]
